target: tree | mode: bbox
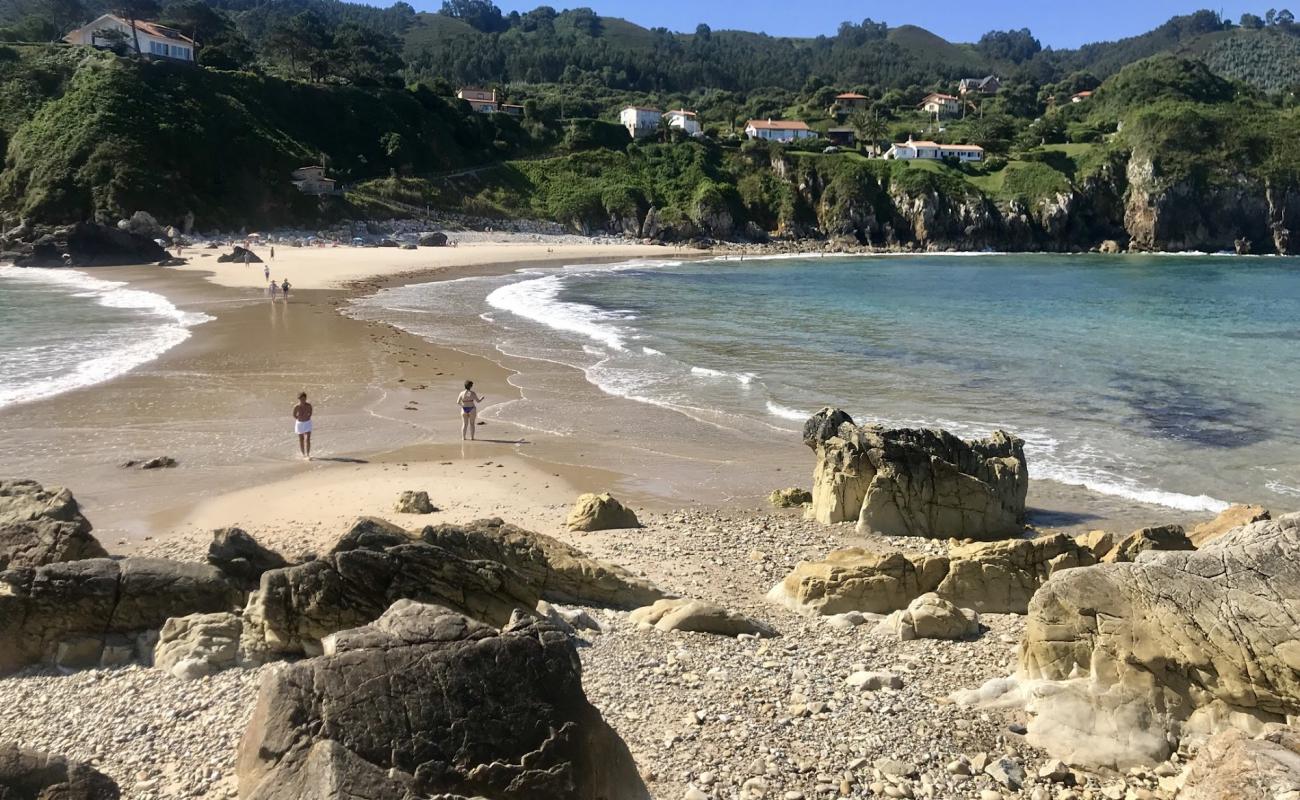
[976,28,1042,64]
[439,0,507,33]
[265,11,329,78]
[851,111,888,154]
[695,23,711,41]
[36,0,85,38]
[1240,12,1265,28]
[1279,9,1296,26]
[1266,9,1277,25]
[159,0,252,68]
[112,0,160,54]
[329,23,403,85]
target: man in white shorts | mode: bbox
[293,392,313,459]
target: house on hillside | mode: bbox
[620,106,663,139]
[958,75,1000,97]
[744,119,817,143]
[291,166,337,196]
[1071,90,1094,103]
[663,109,702,136]
[831,92,869,115]
[825,127,856,147]
[885,137,984,162]
[457,88,499,113]
[501,103,525,116]
[920,93,961,117]
[64,14,196,61]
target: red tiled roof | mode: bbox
[836,92,868,99]
[134,19,193,43]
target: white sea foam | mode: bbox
[0,266,212,408]
[1266,480,1300,499]
[486,274,628,350]
[765,401,808,421]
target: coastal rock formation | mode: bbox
[419,518,665,609]
[769,488,812,508]
[767,548,948,616]
[153,612,243,680]
[874,593,979,641]
[0,479,106,570]
[11,222,168,267]
[1020,513,1300,764]
[629,598,777,638]
[771,533,1095,617]
[936,534,1095,614]
[1189,504,1269,547]
[418,232,448,247]
[0,742,120,799]
[207,528,287,590]
[802,409,1028,540]
[217,246,262,264]
[0,558,241,675]
[394,490,436,514]
[565,493,642,531]
[1179,726,1300,800]
[236,600,649,800]
[1104,523,1194,562]
[240,517,665,663]
[1073,529,1115,560]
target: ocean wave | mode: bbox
[1266,480,1300,499]
[0,266,212,408]
[765,401,808,422]
[486,274,629,351]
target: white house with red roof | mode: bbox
[65,14,196,61]
[744,119,816,143]
[1071,90,1094,103]
[457,88,499,113]
[886,137,984,162]
[663,109,702,136]
[620,106,663,139]
[920,93,961,117]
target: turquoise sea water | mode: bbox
[355,253,1300,512]
[0,266,210,409]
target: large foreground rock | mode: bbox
[1179,726,1300,799]
[1189,504,1269,547]
[240,517,666,663]
[0,558,241,675]
[1019,513,1300,766]
[13,222,168,267]
[0,742,120,799]
[236,600,649,800]
[770,533,1094,616]
[0,479,106,570]
[566,493,641,531]
[874,593,979,641]
[153,612,243,680]
[1104,523,1193,562]
[207,528,287,590]
[803,408,1028,540]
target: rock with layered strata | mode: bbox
[0,741,120,799]
[937,534,1096,614]
[207,528,287,590]
[629,598,776,637]
[1105,524,1194,562]
[1020,514,1300,763]
[766,548,949,615]
[236,600,649,800]
[0,558,241,675]
[802,409,1028,540]
[0,479,106,570]
[565,493,641,531]
[874,592,979,640]
[1179,726,1300,800]
[420,517,665,609]
[153,612,243,680]
[1189,504,1269,547]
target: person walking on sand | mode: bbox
[264,264,270,282]
[270,245,275,261]
[293,392,313,459]
[281,278,291,303]
[269,280,279,302]
[457,381,485,441]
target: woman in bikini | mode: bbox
[457,380,485,441]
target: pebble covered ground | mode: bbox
[1,506,1188,799]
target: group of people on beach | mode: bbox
[290,381,485,460]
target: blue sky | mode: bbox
[481,1,1263,48]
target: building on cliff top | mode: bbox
[744,119,817,143]
[885,138,984,162]
[65,14,196,61]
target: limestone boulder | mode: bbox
[1020,513,1300,764]
[0,479,106,570]
[937,534,1096,614]
[0,741,120,799]
[766,548,948,615]
[208,528,287,590]
[394,490,436,514]
[420,517,665,609]
[1105,524,1194,562]
[236,600,649,800]
[1179,726,1300,800]
[565,493,641,531]
[0,558,241,675]
[874,592,979,640]
[629,598,776,637]
[802,409,1028,540]
[769,488,813,508]
[1073,530,1114,560]
[1189,504,1269,547]
[154,612,243,680]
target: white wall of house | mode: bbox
[664,112,701,135]
[887,141,983,162]
[922,98,960,117]
[620,107,662,139]
[67,16,194,61]
[745,125,816,142]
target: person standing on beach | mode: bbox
[269,280,279,302]
[293,392,313,459]
[264,264,270,282]
[281,278,291,302]
[457,381,485,441]
[243,250,250,269]
[270,245,275,261]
